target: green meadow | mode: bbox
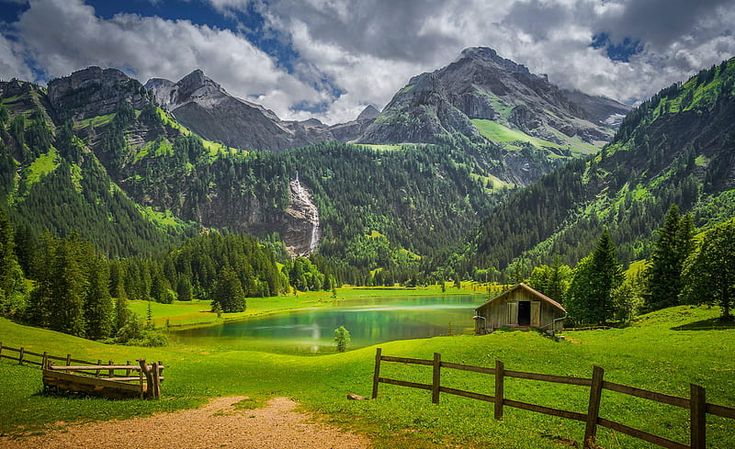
[1,301,734,448]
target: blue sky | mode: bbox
[1,0,733,123]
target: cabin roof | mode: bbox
[475,283,566,313]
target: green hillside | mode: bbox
[472,57,735,272]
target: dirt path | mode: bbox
[0,396,371,449]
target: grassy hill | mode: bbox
[1,305,733,448]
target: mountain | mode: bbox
[0,66,497,275]
[145,70,381,151]
[470,57,735,272]
[358,47,629,155]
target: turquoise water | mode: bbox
[172,296,483,354]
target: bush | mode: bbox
[334,325,351,352]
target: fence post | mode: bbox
[126,361,131,377]
[96,359,102,377]
[0,342,3,360]
[372,348,382,399]
[152,362,161,399]
[158,360,164,383]
[108,360,114,378]
[66,354,71,366]
[584,366,605,449]
[18,347,24,365]
[690,384,706,449]
[495,360,504,420]
[42,352,48,369]
[432,352,441,404]
[138,359,153,399]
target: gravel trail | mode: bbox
[0,396,371,449]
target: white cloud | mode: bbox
[8,0,326,118]
[251,0,735,122]
[2,0,735,124]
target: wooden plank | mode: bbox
[46,354,69,362]
[381,355,433,366]
[378,377,432,391]
[372,348,382,399]
[603,381,689,408]
[707,403,735,419]
[49,365,143,371]
[1,345,20,352]
[495,360,504,420]
[597,418,688,449]
[439,386,494,403]
[441,361,495,375]
[506,369,593,386]
[504,399,587,422]
[106,376,166,382]
[690,384,706,449]
[43,370,142,391]
[2,355,20,362]
[432,353,441,404]
[152,362,161,399]
[584,366,605,449]
[25,359,42,366]
[24,350,43,357]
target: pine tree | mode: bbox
[177,276,193,301]
[0,208,23,298]
[49,241,87,336]
[84,257,113,339]
[647,205,693,310]
[212,266,246,313]
[115,295,129,333]
[334,326,351,352]
[567,230,622,325]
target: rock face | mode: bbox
[283,176,320,256]
[329,105,381,142]
[357,47,629,145]
[48,67,148,121]
[145,71,382,151]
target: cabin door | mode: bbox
[531,301,541,327]
[518,301,531,326]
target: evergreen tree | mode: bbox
[84,257,113,339]
[681,221,735,320]
[49,241,87,336]
[115,295,129,333]
[647,205,693,310]
[567,230,622,325]
[212,266,246,312]
[177,276,193,301]
[0,208,23,304]
[334,325,351,352]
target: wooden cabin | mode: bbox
[474,283,566,334]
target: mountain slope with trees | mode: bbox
[471,56,735,274]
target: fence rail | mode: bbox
[371,348,735,449]
[0,341,164,399]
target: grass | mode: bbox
[23,147,59,189]
[139,206,190,233]
[472,119,560,150]
[1,305,733,448]
[73,113,115,130]
[359,143,405,151]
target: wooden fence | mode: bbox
[371,348,735,449]
[0,341,164,399]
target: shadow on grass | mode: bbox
[672,317,735,331]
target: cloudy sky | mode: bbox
[1,0,734,124]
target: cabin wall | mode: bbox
[475,288,565,333]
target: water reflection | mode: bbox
[173,296,482,354]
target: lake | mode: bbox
[172,295,483,354]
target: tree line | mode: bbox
[526,205,735,326]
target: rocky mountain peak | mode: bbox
[357,105,380,121]
[47,66,148,121]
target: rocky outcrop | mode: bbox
[328,105,380,142]
[283,176,320,256]
[48,67,148,121]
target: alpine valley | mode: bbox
[1,5,735,448]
